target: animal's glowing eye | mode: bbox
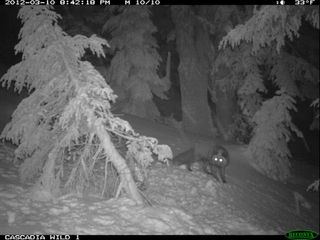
[219,158,223,162]
[214,157,218,161]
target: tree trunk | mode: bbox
[171,6,214,138]
[95,123,144,206]
[215,87,238,141]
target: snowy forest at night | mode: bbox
[0,5,318,235]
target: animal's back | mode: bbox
[171,147,196,170]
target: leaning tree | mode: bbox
[0,6,172,205]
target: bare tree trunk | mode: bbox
[171,6,214,138]
[215,87,238,141]
[165,51,171,82]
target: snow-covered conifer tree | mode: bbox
[1,6,172,204]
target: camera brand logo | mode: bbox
[285,230,319,240]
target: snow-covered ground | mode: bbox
[0,114,319,235]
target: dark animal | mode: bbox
[202,145,230,183]
[171,148,195,171]
[171,144,230,183]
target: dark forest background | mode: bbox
[0,6,318,200]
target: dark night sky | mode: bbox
[0,7,21,67]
